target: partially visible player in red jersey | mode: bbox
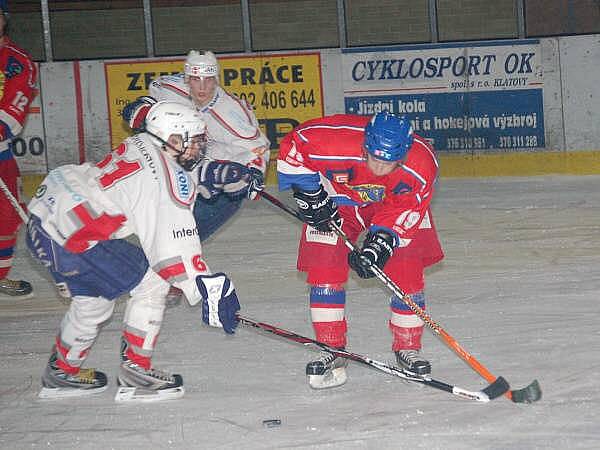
[0,0,38,298]
[277,112,444,389]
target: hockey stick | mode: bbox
[259,190,541,403]
[237,314,509,402]
[0,176,29,223]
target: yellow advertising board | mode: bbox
[104,59,182,149]
[219,52,324,154]
[104,53,324,179]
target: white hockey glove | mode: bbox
[196,273,240,334]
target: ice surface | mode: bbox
[1,175,599,449]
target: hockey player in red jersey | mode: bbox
[0,1,37,297]
[26,101,241,402]
[277,112,444,389]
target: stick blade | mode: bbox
[511,379,542,403]
[482,376,511,400]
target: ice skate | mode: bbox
[115,358,184,402]
[395,349,431,375]
[39,352,108,399]
[0,278,33,298]
[306,351,348,389]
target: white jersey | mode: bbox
[28,133,208,305]
[149,74,270,173]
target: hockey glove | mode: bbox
[122,96,157,131]
[224,166,264,200]
[293,185,341,232]
[196,273,240,334]
[348,229,395,279]
[197,161,248,201]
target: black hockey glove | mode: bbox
[293,185,341,232]
[348,229,395,279]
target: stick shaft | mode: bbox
[0,176,29,223]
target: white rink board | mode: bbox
[559,34,600,150]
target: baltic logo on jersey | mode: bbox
[350,184,386,203]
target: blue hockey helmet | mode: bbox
[364,112,414,162]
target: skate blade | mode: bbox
[114,385,185,403]
[308,367,347,389]
[38,384,108,399]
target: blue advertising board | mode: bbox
[342,40,545,152]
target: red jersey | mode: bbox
[277,114,440,242]
[0,37,37,156]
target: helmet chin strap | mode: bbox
[143,128,205,171]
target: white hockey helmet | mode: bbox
[145,101,207,170]
[184,50,219,79]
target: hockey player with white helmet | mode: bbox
[123,49,270,306]
[156,50,269,171]
[124,50,269,233]
[27,101,241,402]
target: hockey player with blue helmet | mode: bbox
[278,111,443,389]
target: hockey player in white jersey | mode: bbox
[124,50,269,238]
[123,50,270,305]
[26,101,241,402]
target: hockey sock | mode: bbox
[121,332,152,370]
[54,338,85,375]
[389,292,426,351]
[390,324,425,351]
[310,285,347,348]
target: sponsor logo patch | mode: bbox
[305,225,338,245]
[349,184,386,203]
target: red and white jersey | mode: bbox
[149,74,270,173]
[277,114,440,243]
[27,133,209,305]
[0,37,37,154]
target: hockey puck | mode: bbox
[262,419,282,428]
